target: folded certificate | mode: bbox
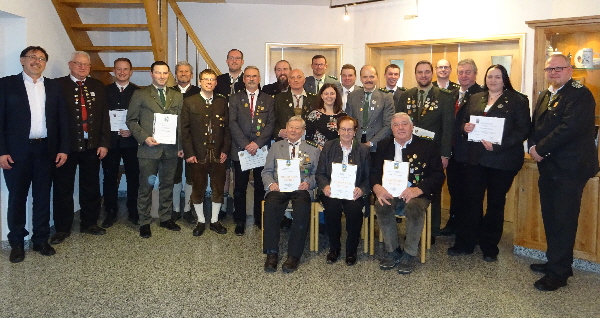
[330,163,357,200]
[277,159,301,192]
[153,113,178,144]
[468,116,505,145]
[382,160,409,197]
[109,109,128,131]
[238,146,268,171]
[413,126,435,139]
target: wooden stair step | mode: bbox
[58,0,144,8]
[80,46,153,52]
[92,66,151,72]
[71,24,149,31]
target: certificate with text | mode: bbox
[109,109,128,131]
[277,159,301,192]
[153,113,178,144]
[238,146,268,171]
[468,116,505,145]
[330,163,357,200]
[382,160,409,197]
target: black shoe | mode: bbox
[182,211,197,224]
[193,223,206,236]
[102,216,117,228]
[326,249,341,264]
[171,211,182,221]
[80,225,107,235]
[50,232,70,245]
[447,245,473,256]
[159,220,181,231]
[264,253,279,272]
[379,249,403,270]
[210,221,227,234]
[139,224,151,238]
[128,215,139,225]
[530,263,547,274]
[280,216,292,230]
[235,223,245,236]
[483,255,498,262]
[9,244,25,263]
[282,256,300,273]
[534,274,567,291]
[32,242,56,256]
[345,252,358,266]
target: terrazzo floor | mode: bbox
[1,198,599,318]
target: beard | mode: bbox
[277,75,289,90]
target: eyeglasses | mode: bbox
[339,127,356,133]
[436,66,450,70]
[25,55,47,62]
[543,66,569,73]
[71,61,91,68]
[312,63,326,67]
[201,78,216,82]
[227,56,242,61]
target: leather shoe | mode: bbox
[482,255,498,262]
[32,242,56,256]
[193,223,206,236]
[209,221,227,234]
[80,224,107,235]
[139,224,151,238]
[282,256,300,273]
[128,215,139,225]
[235,223,245,236]
[345,252,358,266]
[326,249,340,264]
[264,252,279,272]
[102,216,116,228]
[534,274,567,291]
[182,211,197,224]
[50,232,70,245]
[9,244,25,263]
[159,220,181,231]
[530,263,547,274]
[447,245,473,256]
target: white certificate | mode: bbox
[277,159,301,192]
[382,160,409,197]
[109,109,128,131]
[468,116,505,145]
[413,126,435,139]
[153,113,178,144]
[238,146,268,171]
[330,163,357,200]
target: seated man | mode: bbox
[371,112,445,274]
[261,116,320,273]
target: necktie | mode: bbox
[455,91,465,115]
[363,92,371,132]
[76,81,88,132]
[120,86,124,92]
[289,142,298,159]
[250,93,255,117]
[158,88,166,107]
[418,90,425,108]
[389,89,395,94]
[316,79,322,93]
[294,95,302,108]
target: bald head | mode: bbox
[289,68,306,92]
[360,65,378,92]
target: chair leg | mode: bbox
[369,205,375,255]
[426,204,432,250]
[420,213,426,264]
[311,202,317,251]
[261,201,264,250]
[314,206,319,251]
[362,216,368,254]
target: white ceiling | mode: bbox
[178,0,383,6]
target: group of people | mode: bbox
[1,45,595,292]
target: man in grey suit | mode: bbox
[262,116,320,273]
[337,64,360,111]
[304,55,338,95]
[126,61,184,238]
[345,65,394,157]
[229,66,275,236]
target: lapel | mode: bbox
[534,90,550,120]
[149,86,165,111]
[486,92,510,115]
[16,75,30,114]
[163,87,175,111]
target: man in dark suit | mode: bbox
[304,55,338,95]
[170,61,200,224]
[214,49,246,99]
[345,65,394,156]
[262,116,320,273]
[51,51,111,244]
[0,46,69,263]
[432,59,460,91]
[126,61,184,238]
[441,59,484,235]
[272,69,315,141]
[394,60,454,238]
[229,66,275,236]
[528,54,599,291]
[102,58,140,228]
[336,64,360,111]
[262,60,291,96]
[181,69,231,236]
[371,112,445,274]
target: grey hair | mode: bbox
[244,65,260,75]
[547,54,570,65]
[175,61,193,73]
[287,115,306,129]
[71,51,90,61]
[392,112,413,125]
[457,58,477,74]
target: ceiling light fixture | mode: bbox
[343,5,350,21]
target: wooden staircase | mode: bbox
[52,0,168,84]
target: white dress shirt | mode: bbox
[23,72,47,139]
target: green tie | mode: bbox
[363,92,371,132]
[158,88,166,107]
[418,90,425,107]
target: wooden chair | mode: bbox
[367,200,431,263]
[261,200,319,252]
[311,200,371,253]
